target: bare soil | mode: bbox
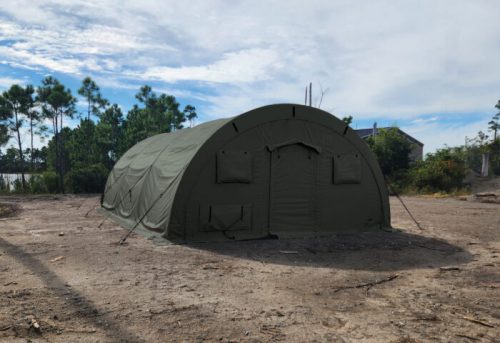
[0,194,498,342]
[0,202,20,218]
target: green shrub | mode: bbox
[42,171,59,193]
[366,127,413,176]
[409,148,467,193]
[12,179,23,193]
[493,164,500,176]
[384,169,411,194]
[28,174,48,193]
[0,176,8,193]
[490,139,500,175]
[64,164,109,193]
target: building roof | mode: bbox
[355,127,424,146]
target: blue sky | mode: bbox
[1,0,499,154]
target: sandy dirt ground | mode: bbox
[0,194,498,342]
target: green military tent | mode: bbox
[101,104,390,241]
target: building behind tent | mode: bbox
[355,123,424,161]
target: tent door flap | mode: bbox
[269,143,316,234]
[200,204,252,232]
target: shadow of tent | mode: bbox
[186,230,473,271]
[0,237,143,343]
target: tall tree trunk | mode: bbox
[54,115,62,193]
[30,116,34,170]
[51,117,58,190]
[60,111,65,193]
[481,153,490,178]
[14,110,26,189]
[87,99,92,160]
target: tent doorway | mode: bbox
[269,142,319,235]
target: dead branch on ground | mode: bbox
[333,274,399,294]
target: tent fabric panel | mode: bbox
[102,103,391,241]
[333,153,362,184]
[269,143,317,235]
[199,204,252,232]
[116,175,147,218]
[178,130,272,241]
[308,122,383,232]
[315,152,383,233]
[173,113,389,240]
[134,146,197,230]
[101,117,232,234]
[216,150,253,184]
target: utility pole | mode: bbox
[309,82,312,106]
[305,87,307,105]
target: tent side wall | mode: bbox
[100,118,231,234]
[167,104,390,241]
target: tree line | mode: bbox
[1,75,499,194]
[366,101,500,193]
[0,76,197,193]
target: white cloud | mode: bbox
[1,0,500,152]
[0,76,25,90]
[139,48,283,84]
[411,117,438,124]
[404,117,491,155]
[0,45,86,74]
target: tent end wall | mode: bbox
[169,104,391,241]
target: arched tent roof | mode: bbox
[101,104,390,241]
[101,117,232,229]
